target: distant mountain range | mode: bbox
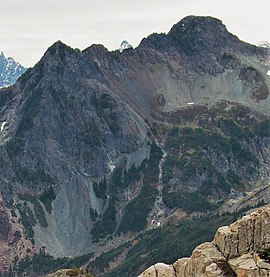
[0,51,27,88]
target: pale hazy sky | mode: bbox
[0,0,269,67]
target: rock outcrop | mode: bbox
[45,268,93,277]
[138,207,270,277]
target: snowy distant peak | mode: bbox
[0,51,27,88]
[258,41,270,48]
[119,40,133,52]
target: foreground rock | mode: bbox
[45,268,93,277]
[138,207,270,276]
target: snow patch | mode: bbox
[267,70,270,76]
[0,121,6,132]
[187,102,194,105]
[108,161,115,174]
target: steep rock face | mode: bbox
[214,208,270,259]
[0,42,149,256]
[138,207,270,277]
[0,15,269,267]
[0,51,27,88]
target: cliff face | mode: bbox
[138,207,270,277]
[0,15,270,274]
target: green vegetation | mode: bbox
[0,90,11,108]
[21,165,54,184]
[19,194,48,227]
[6,138,25,157]
[100,209,250,277]
[118,184,158,233]
[16,88,43,137]
[109,163,144,192]
[163,189,217,213]
[255,119,270,137]
[39,186,56,214]
[82,121,101,147]
[161,112,262,213]
[6,87,43,155]
[92,142,162,237]
[92,93,120,134]
[123,165,142,185]
[91,167,124,239]
[5,160,54,185]
[16,203,36,241]
[110,167,124,190]
[104,111,120,134]
[144,143,163,183]
[89,242,131,272]
[166,126,233,155]
[92,93,113,110]
[15,195,50,242]
[91,199,117,239]
[16,252,93,276]
[219,118,251,139]
[90,208,98,222]
[117,143,162,233]
[93,178,107,199]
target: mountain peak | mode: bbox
[169,15,229,38]
[168,15,239,55]
[52,40,67,48]
[119,40,133,52]
[45,40,71,55]
[0,51,27,88]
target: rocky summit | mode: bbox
[138,207,270,277]
[0,15,269,276]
